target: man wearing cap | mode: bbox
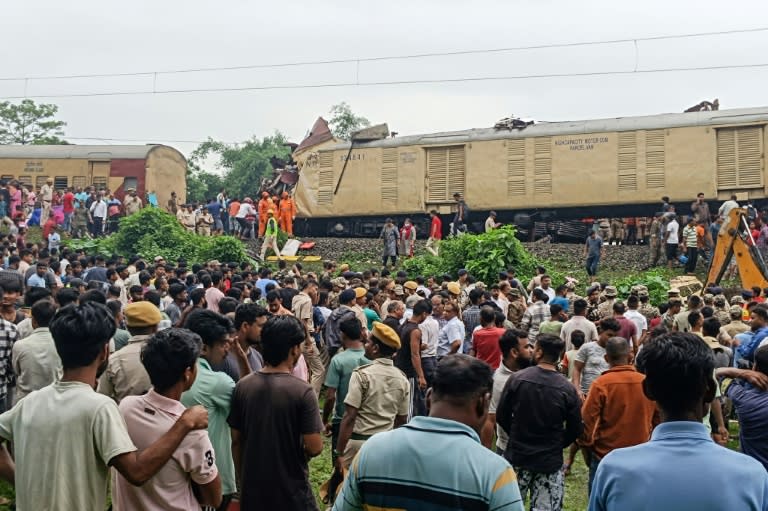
[260,209,283,261]
[724,305,750,339]
[124,188,143,216]
[597,286,618,320]
[507,288,527,328]
[350,287,370,338]
[403,280,418,297]
[485,211,501,232]
[97,302,162,403]
[335,322,410,471]
[637,289,659,323]
[40,177,53,223]
[196,206,213,236]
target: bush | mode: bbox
[403,226,538,283]
[614,268,671,305]
[67,208,249,264]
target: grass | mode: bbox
[308,436,592,510]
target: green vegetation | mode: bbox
[0,99,67,145]
[403,226,538,283]
[67,208,251,264]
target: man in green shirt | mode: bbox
[260,209,283,261]
[323,318,370,457]
[181,309,244,510]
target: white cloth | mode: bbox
[418,315,440,358]
[666,220,680,244]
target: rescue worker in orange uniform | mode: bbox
[257,191,270,237]
[278,191,296,236]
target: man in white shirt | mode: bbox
[560,299,599,351]
[718,194,739,220]
[536,274,556,302]
[664,214,680,269]
[40,178,53,224]
[419,296,441,386]
[624,295,649,349]
[89,194,107,238]
[12,300,61,403]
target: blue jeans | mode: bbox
[63,212,73,233]
[586,254,600,276]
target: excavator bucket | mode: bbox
[705,208,768,290]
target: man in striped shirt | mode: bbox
[681,217,699,275]
[333,355,524,511]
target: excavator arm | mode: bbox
[706,208,768,290]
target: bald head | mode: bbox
[605,336,631,365]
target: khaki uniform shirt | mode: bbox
[40,184,53,202]
[723,321,749,339]
[97,335,152,403]
[597,298,616,320]
[12,327,62,404]
[714,308,731,326]
[344,358,409,436]
[124,196,142,215]
[291,292,314,333]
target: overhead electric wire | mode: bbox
[3,62,768,100]
[65,136,233,144]
[0,26,766,82]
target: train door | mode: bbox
[89,160,110,192]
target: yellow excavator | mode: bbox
[706,207,768,290]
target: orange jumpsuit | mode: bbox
[279,196,296,235]
[257,198,270,237]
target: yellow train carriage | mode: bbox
[0,144,187,208]
[293,107,768,236]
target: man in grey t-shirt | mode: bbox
[584,231,604,282]
[571,318,620,398]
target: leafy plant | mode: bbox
[403,226,538,283]
[613,268,672,305]
[65,208,249,264]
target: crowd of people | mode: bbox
[0,242,761,510]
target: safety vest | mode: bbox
[265,217,278,236]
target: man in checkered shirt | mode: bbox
[0,285,18,412]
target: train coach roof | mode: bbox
[0,144,179,160]
[332,106,768,149]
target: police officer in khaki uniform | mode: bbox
[637,288,660,323]
[597,285,618,319]
[713,295,731,326]
[648,213,663,266]
[506,288,527,327]
[610,218,625,245]
[335,322,410,471]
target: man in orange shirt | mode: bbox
[228,197,241,237]
[257,192,270,238]
[581,336,658,495]
[278,191,296,236]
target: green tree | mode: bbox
[328,102,370,140]
[0,99,67,145]
[190,132,291,200]
[186,160,225,203]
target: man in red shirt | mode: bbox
[62,187,75,234]
[612,301,638,351]
[426,210,442,256]
[471,306,505,369]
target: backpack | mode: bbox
[323,306,356,349]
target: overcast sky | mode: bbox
[2,0,768,168]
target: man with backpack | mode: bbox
[324,289,359,359]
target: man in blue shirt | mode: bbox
[736,305,768,367]
[589,332,768,511]
[721,345,768,471]
[334,355,524,511]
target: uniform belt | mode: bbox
[351,433,372,441]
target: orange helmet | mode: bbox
[282,191,289,198]
[261,191,268,198]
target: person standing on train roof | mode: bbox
[452,192,468,235]
[278,191,296,237]
[425,210,442,256]
[257,192,270,238]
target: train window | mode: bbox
[35,176,48,189]
[92,177,107,191]
[54,176,68,190]
[426,146,465,202]
[717,126,764,190]
[122,177,138,192]
[17,176,32,188]
[0,175,13,182]
[72,176,87,189]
